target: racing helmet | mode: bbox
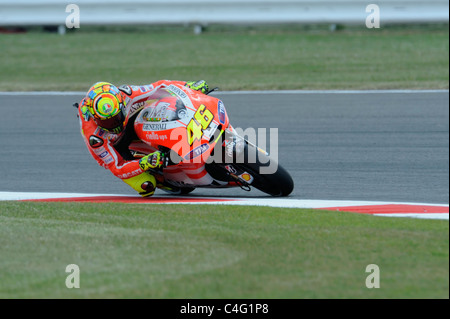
[85,82,127,133]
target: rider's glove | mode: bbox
[185,80,209,94]
[139,151,166,171]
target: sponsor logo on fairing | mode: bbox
[166,84,194,110]
[144,101,170,122]
[145,132,167,141]
[167,85,188,99]
[218,100,226,124]
[128,100,146,116]
[143,123,168,131]
[239,172,254,184]
[225,165,237,174]
[184,143,210,160]
[224,140,236,158]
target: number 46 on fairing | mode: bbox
[186,104,214,145]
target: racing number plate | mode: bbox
[187,104,214,145]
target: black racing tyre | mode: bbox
[179,187,196,195]
[236,161,294,197]
[234,142,294,197]
[158,185,195,195]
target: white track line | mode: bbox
[0,91,85,96]
[213,89,449,95]
[0,191,130,200]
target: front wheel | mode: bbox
[234,143,294,197]
[236,162,293,197]
[210,137,294,197]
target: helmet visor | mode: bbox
[94,110,125,133]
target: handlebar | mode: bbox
[205,87,219,95]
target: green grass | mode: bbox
[0,201,448,299]
[0,25,448,91]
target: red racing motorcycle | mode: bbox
[127,84,294,196]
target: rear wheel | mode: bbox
[158,185,196,195]
[180,187,196,195]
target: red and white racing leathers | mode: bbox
[77,80,188,196]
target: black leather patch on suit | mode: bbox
[89,135,104,148]
[119,85,132,95]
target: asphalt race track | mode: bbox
[0,90,448,204]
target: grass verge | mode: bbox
[0,201,448,299]
[0,25,448,91]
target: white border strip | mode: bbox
[1,191,448,208]
[374,213,448,220]
[1,191,448,221]
[0,90,448,96]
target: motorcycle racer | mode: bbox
[76,79,210,197]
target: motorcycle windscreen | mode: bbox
[134,87,227,163]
